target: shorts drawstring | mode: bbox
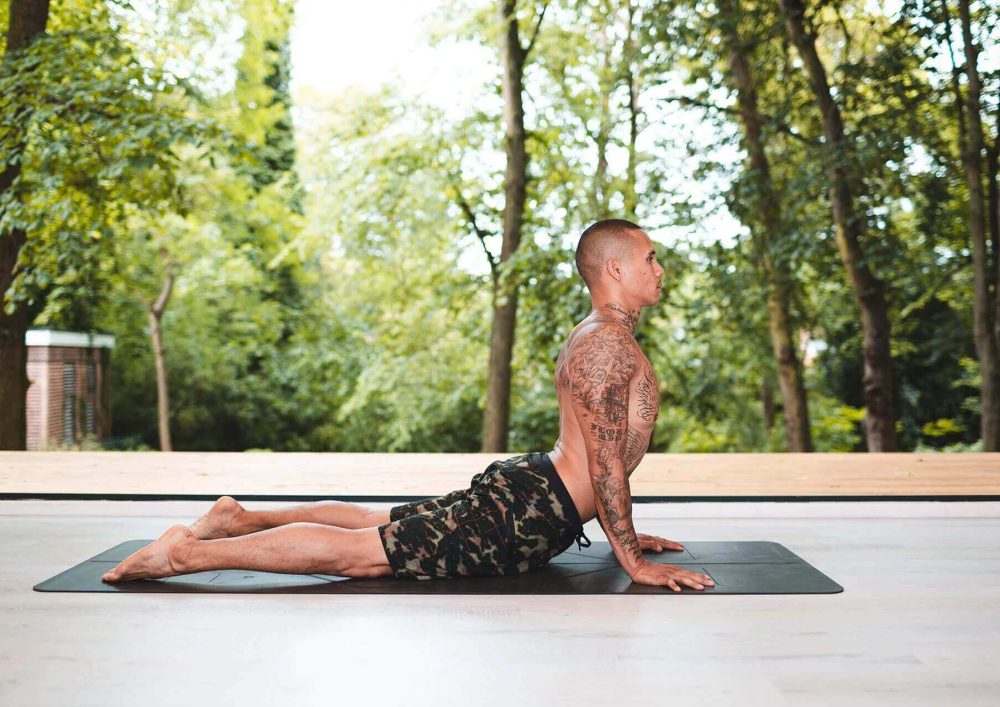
[575,529,592,551]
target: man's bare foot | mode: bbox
[189,496,247,540]
[101,525,196,583]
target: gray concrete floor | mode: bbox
[2,500,999,706]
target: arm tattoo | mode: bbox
[567,325,643,569]
[593,474,640,557]
[635,367,658,422]
[623,427,647,474]
[568,325,635,471]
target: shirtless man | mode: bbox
[103,219,714,592]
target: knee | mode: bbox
[346,564,395,579]
[364,508,392,527]
[327,527,392,578]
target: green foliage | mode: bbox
[231,0,298,192]
[2,0,991,453]
[809,395,866,453]
[1,3,219,318]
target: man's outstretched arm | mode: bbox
[567,326,714,591]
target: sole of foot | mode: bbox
[189,495,246,540]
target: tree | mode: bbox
[778,0,897,450]
[0,0,50,449]
[2,1,223,450]
[482,0,548,452]
[716,0,813,450]
[950,0,999,449]
[280,86,492,451]
[231,0,298,193]
[147,253,176,451]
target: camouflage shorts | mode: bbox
[377,452,591,580]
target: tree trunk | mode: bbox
[624,1,641,220]
[147,270,176,452]
[986,111,998,298]
[778,0,896,451]
[956,0,999,450]
[721,0,812,451]
[994,106,1000,314]
[593,26,612,220]
[0,0,51,450]
[761,374,776,433]
[482,0,533,453]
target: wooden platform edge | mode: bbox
[3,451,998,497]
[3,492,1000,503]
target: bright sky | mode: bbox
[290,0,493,114]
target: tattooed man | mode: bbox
[102,219,714,592]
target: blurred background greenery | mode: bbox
[1,0,994,453]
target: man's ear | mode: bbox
[605,258,623,283]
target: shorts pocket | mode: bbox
[453,503,511,576]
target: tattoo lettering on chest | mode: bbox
[591,423,623,442]
[635,367,659,422]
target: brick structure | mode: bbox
[25,330,114,450]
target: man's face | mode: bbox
[622,230,665,307]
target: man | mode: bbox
[103,219,714,592]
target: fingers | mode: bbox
[638,535,685,552]
[690,571,714,589]
[632,563,716,591]
[687,578,705,590]
[664,570,715,591]
[654,536,684,551]
[666,576,703,591]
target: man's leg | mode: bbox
[190,496,392,539]
[102,522,394,583]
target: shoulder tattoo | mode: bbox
[567,326,638,472]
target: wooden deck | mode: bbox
[3,451,999,704]
[3,498,999,706]
[1,451,998,500]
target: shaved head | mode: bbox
[575,219,644,290]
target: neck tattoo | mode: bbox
[600,303,640,332]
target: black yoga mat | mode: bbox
[34,540,842,594]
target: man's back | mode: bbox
[547,308,660,524]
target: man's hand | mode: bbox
[630,562,715,591]
[637,533,684,552]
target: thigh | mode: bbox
[377,490,513,579]
[387,465,497,521]
[386,487,470,521]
